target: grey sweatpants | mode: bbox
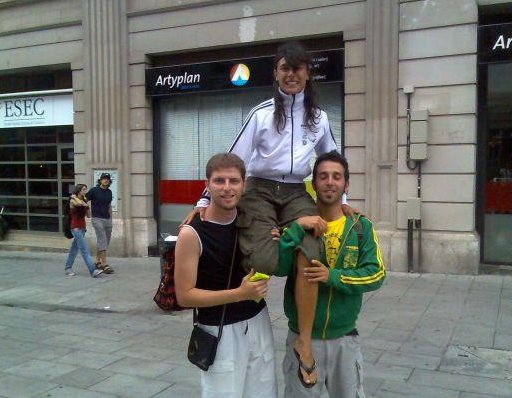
[91,217,112,251]
[283,330,365,398]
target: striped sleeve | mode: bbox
[229,99,273,164]
[327,218,386,295]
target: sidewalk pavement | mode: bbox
[0,251,511,398]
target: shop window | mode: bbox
[0,181,26,195]
[61,163,74,179]
[57,127,74,143]
[0,198,26,213]
[0,164,25,178]
[29,198,58,214]
[62,182,74,197]
[482,62,512,263]
[28,164,57,179]
[28,181,58,196]
[3,147,25,161]
[27,146,57,161]
[61,147,74,161]
[29,216,59,232]
[4,215,27,230]
[0,129,24,144]
[26,128,57,144]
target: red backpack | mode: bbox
[153,244,188,312]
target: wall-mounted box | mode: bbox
[407,197,421,220]
[410,143,428,160]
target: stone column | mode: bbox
[82,0,133,255]
[364,0,399,230]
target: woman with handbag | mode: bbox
[64,184,104,278]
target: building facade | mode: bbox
[0,0,510,274]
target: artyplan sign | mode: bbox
[145,49,343,96]
[479,23,512,63]
[0,94,73,128]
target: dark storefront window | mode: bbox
[0,127,74,233]
[478,19,512,264]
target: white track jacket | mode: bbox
[229,90,337,183]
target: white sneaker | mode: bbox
[92,269,104,278]
[65,270,76,276]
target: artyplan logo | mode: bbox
[230,64,250,86]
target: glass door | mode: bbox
[482,62,512,264]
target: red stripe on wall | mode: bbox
[160,180,205,204]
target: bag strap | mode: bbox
[193,230,238,342]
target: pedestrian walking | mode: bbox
[86,173,114,274]
[64,184,104,278]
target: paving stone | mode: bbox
[0,326,58,343]
[3,359,77,381]
[0,355,30,371]
[0,374,58,398]
[450,325,495,348]
[55,351,124,369]
[363,337,402,352]
[494,333,512,351]
[364,376,383,395]
[41,334,133,354]
[361,347,383,364]
[400,340,447,357]
[107,357,177,378]
[32,385,118,398]
[155,364,200,385]
[364,362,413,382]
[90,373,171,398]
[112,343,184,363]
[378,311,423,331]
[45,323,139,341]
[470,275,503,291]
[50,367,113,388]
[409,369,512,396]
[377,351,441,370]
[378,380,460,398]
[440,345,512,380]
[370,327,411,343]
[460,393,504,398]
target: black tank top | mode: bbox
[188,214,265,326]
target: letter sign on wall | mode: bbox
[0,94,73,128]
[479,23,512,63]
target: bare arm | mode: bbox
[70,195,89,209]
[174,227,267,308]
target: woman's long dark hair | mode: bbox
[72,184,87,197]
[273,42,320,133]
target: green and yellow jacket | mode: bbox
[279,214,386,339]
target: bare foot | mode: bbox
[293,339,317,387]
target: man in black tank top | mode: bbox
[175,153,277,398]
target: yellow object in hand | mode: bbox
[249,272,270,302]
[249,272,270,282]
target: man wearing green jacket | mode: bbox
[276,150,386,398]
